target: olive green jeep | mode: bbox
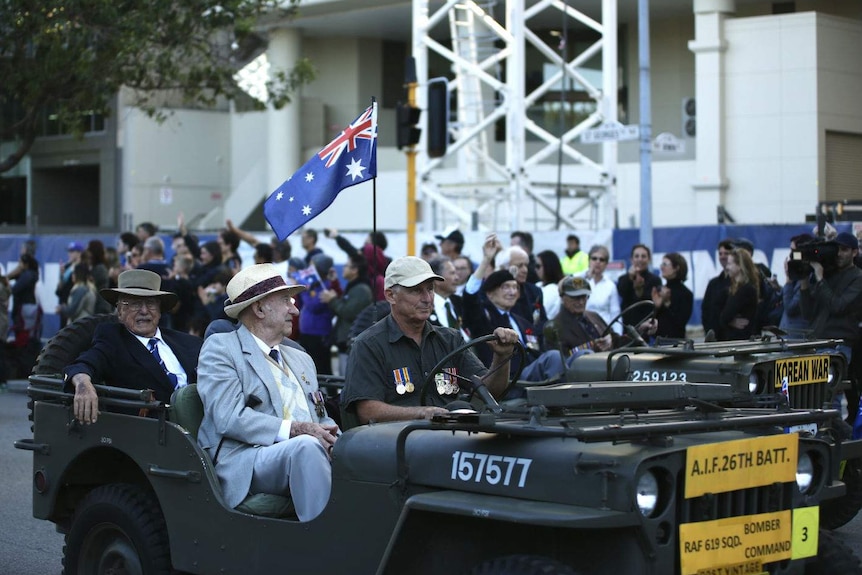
[14,324,862,575]
[16,374,862,575]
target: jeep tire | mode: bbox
[820,457,862,530]
[468,554,580,575]
[33,313,117,376]
[805,529,862,574]
[63,484,171,575]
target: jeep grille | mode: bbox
[678,477,794,524]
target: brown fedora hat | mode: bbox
[100,269,178,311]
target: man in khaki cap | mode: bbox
[340,256,519,428]
[64,269,203,424]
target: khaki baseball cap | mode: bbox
[384,256,444,289]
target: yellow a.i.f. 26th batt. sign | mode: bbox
[684,433,797,498]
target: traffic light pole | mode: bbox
[406,80,417,257]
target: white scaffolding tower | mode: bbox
[412,0,620,233]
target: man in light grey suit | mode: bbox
[197,264,339,522]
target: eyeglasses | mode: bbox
[119,299,160,312]
[660,261,671,267]
[590,256,608,262]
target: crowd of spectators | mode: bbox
[5,219,862,395]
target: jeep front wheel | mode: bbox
[804,529,861,574]
[468,554,581,575]
[63,484,171,575]
[820,457,862,530]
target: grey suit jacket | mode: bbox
[197,324,337,509]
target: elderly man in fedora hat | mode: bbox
[340,255,519,428]
[197,264,339,522]
[64,269,203,424]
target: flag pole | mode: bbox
[370,97,380,301]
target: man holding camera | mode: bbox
[798,232,862,436]
[799,232,862,355]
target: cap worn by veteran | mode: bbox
[100,269,178,311]
[560,276,591,297]
[384,256,443,290]
[834,232,859,250]
[224,263,306,319]
[67,241,85,252]
[435,229,465,247]
[483,270,516,293]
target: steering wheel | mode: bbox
[419,334,526,407]
[600,300,656,339]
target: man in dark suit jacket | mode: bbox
[427,256,469,341]
[463,269,539,368]
[65,269,203,424]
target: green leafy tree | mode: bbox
[0,0,315,173]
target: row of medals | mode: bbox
[395,373,459,396]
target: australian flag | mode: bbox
[264,103,378,241]
[292,265,321,287]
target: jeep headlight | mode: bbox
[827,363,838,385]
[636,471,659,517]
[796,452,814,494]
[748,372,760,393]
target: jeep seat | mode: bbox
[169,384,295,519]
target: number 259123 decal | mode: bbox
[451,451,532,487]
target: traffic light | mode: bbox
[427,77,449,158]
[396,103,421,150]
[682,97,696,137]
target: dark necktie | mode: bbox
[148,338,178,388]
[445,300,459,329]
[269,348,280,364]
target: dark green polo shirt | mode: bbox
[341,314,488,411]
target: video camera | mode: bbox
[788,237,840,280]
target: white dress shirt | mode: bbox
[583,275,622,335]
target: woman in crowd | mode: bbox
[535,250,564,320]
[717,248,760,341]
[321,253,373,376]
[616,243,662,327]
[85,239,112,314]
[57,263,96,323]
[583,245,622,335]
[218,228,243,276]
[652,252,693,339]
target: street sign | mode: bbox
[580,122,640,144]
[652,132,686,154]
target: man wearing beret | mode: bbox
[341,255,519,427]
[461,234,541,369]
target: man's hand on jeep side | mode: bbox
[71,373,100,424]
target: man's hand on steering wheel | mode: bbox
[488,327,519,356]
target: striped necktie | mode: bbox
[148,338,178,388]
